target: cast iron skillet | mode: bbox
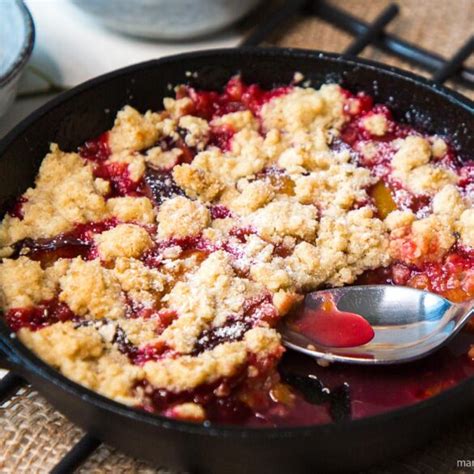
[0,48,473,473]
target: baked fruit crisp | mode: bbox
[0,76,472,425]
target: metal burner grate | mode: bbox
[241,0,474,88]
[1,1,472,472]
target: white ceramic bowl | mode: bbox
[71,0,261,40]
[0,0,35,119]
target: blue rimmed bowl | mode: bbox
[71,0,261,40]
[0,0,35,118]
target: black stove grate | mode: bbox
[241,0,474,88]
[49,435,101,474]
[1,1,472,472]
[0,372,24,405]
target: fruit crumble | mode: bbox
[0,76,472,425]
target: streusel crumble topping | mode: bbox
[0,76,472,424]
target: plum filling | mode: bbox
[136,346,290,425]
[287,293,375,348]
[142,234,215,268]
[179,76,291,121]
[339,90,465,218]
[257,167,296,196]
[160,132,196,165]
[80,133,145,197]
[459,162,474,189]
[113,326,173,365]
[143,167,185,205]
[280,372,351,422]
[192,294,278,355]
[94,161,143,197]
[79,132,111,162]
[358,246,474,304]
[142,227,263,271]
[228,225,257,242]
[11,219,118,264]
[208,124,235,151]
[209,205,232,220]
[137,374,254,423]
[192,316,254,355]
[5,299,76,332]
[6,196,28,220]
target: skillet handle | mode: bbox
[0,335,24,372]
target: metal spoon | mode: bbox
[280,285,474,365]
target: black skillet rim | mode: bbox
[0,46,473,440]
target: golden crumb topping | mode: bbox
[261,85,345,134]
[58,258,126,319]
[19,321,143,405]
[178,115,210,149]
[0,257,56,309]
[157,196,210,238]
[162,251,265,353]
[112,257,165,308]
[173,163,224,201]
[457,209,474,248]
[362,113,389,136]
[223,180,275,216]
[389,215,455,265]
[144,340,247,392]
[108,106,160,153]
[106,196,155,224]
[245,198,318,243]
[392,136,431,173]
[169,403,206,421]
[392,136,458,195]
[0,145,107,245]
[432,185,466,221]
[212,110,259,132]
[95,224,153,261]
[384,210,416,231]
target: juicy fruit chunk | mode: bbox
[263,169,295,196]
[5,299,75,332]
[7,196,27,219]
[209,125,235,151]
[143,168,185,205]
[94,161,141,196]
[181,76,292,120]
[79,132,111,162]
[192,294,278,354]
[11,219,118,264]
[358,248,474,304]
[370,181,397,219]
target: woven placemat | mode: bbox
[1,1,473,472]
[277,0,474,100]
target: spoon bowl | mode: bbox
[281,285,474,365]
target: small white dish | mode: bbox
[71,0,261,40]
[0,0,35,118]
